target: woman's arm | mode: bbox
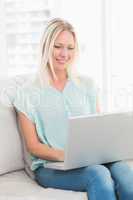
[18,112,64,161]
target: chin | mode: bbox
[56,68,66,72]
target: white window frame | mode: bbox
[101,0,113,112]
[0,0,8,79]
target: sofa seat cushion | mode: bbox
[0,170,87,200]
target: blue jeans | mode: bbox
[34,161,133,200]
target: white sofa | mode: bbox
[0,75,87,200]
[0,74,133,200]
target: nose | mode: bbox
[60,47,68,58]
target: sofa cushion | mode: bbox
[0,170,87,200]
[0,74,35,107]
[0,102,24,175]
[0,75,36,178]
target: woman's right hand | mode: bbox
[55,149,65,162]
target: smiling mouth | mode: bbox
[56,59,67,64]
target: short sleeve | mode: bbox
[13,88,34,123]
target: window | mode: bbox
[1,0,102,83]
[1,0,57,77]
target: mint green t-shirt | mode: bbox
[13,76,98,171]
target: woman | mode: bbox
[14,18,133,200]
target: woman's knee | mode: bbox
[84,165,115,199]
[85,165,114,186]
[86,165,111,177]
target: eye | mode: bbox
[68,47,75,50]
[54,45,61,49]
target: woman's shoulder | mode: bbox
[16,84,33,95]
[15,81,41,102]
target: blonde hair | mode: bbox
[37,18,80,87]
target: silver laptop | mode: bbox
[45,111,133,170]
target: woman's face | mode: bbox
[52,30,75,73]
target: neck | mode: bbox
[56,74,67,82]
[50,70,68,82]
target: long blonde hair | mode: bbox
[37,18,80,87]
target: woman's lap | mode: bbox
[34,164,114,191]
[34,161,133,200]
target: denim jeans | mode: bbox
[34,161,133,200]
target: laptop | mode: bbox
[45,111,133,170]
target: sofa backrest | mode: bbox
[0,103,24,175]
[0,74,35,178]
[0,79,24,175]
